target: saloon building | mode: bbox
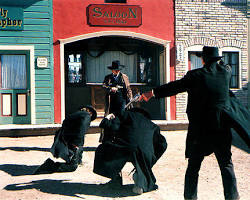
[1,0,249,131]
[53,0,175,123]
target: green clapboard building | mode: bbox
[0,0,54,126]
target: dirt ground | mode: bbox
[0,131,249,200]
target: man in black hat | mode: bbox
[140,46,250,200]
[103,60,133,115]
[93,107,167,195]
[34,105,97,174]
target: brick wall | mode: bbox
[175,0,248,120]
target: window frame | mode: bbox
[220,47,241,89]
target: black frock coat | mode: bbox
[62,110,91,146]
[103,73,130,114]
[51,110,91,162]
[93,110,167,192]
[153,62,250,158]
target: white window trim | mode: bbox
[220,47,241,89]
[0,45,35,124]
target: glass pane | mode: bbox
[68,54,82,84]
[231,53,238,65]
[17,94,27,116]
[189,52,202,70]
[222,52,239,88]
[1,55,26,89]
[2,94,12,116]
[138,56,152,83]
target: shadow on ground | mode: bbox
[0,146,96,152]
[0,147,50,152]
[0,164,39,176]
[4,179,138,198]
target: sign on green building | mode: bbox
[0,7,23,30]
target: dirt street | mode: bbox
[0,131,249,200]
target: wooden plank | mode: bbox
[35,99,52,106]
[35,118,53,124]
[24,12,50,19]
[0,31,50,37]
[0,37,50,44]
[35,75,51,81]
[35,68,52,75]
[36,112,52,119]
[36,94,51,100]
[24,25,50,31]
[35,88,52,93]
[35,50,50,57]
[24,18,50,25]
[34,44,51,50]
[36,106,52,112]
[25,6,50,12]
[35,81,52,87]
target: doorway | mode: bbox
[63,35,168,120]
[0,50,31,124]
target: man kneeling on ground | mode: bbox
[34,105,97,174]
[93,107,167,194]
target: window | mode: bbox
[0,55,27,89]
[105,0,126,3]
[137,55,153,83]
[66,54,84,85]
[222,52,239,88]
[188,51,203,70]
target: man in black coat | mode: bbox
[93,107,167,194]
[34,105,97,174]
[140,46,250,200]
[103,60,133,115]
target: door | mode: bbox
[0,50,31,124]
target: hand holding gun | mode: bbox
[139,90,154,102]
[103,84,123,93]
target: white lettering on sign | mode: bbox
[176,43,184,62]
[37,57,48,68]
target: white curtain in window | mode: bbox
[190,54,202,70]
[86,51,136,83]
[1,55,26,89]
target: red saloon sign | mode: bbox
[87,4,142,27]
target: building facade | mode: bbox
[53,0,176,123]
[175,0,249,120]
[0,0,54,126]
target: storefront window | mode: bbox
[0,55,26,89]
[67,54,83,84]
[222,52,239,88]
[188,51,203,70]
[138,55,153,83]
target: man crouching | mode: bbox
[34,105,97,174]
[93,107,167,194]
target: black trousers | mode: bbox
[184,133,239,200]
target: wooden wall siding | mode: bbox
[0,0,54,124]
[86,51,137,83]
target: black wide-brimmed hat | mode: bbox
[79,105,97,121]
[107,60,125,70]
[196,46,223,61]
